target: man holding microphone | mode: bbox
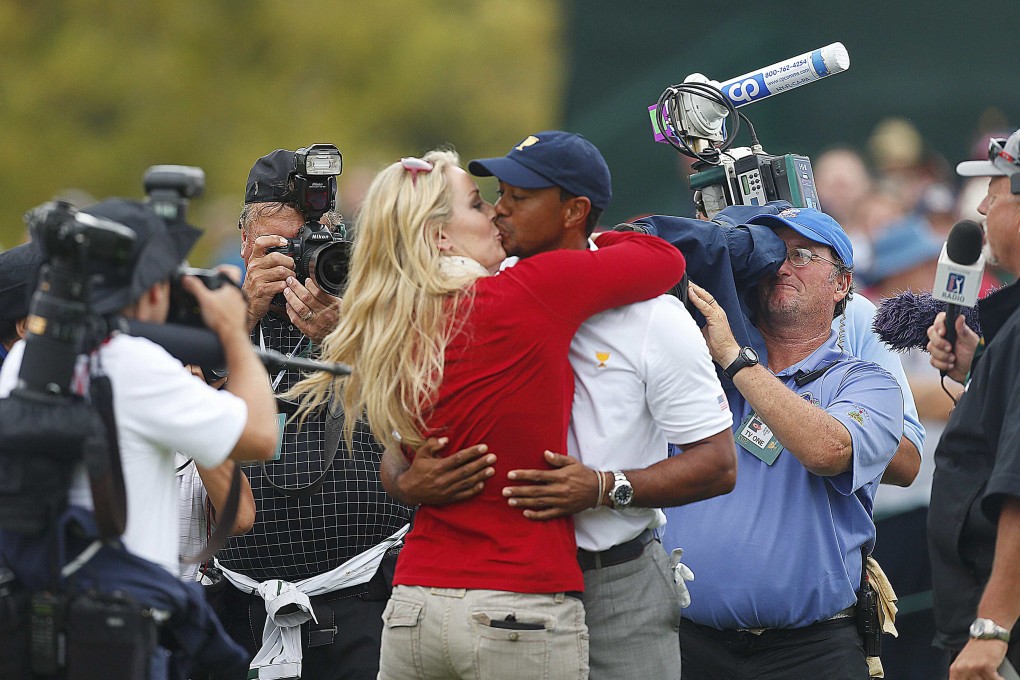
[926,129,1020,679]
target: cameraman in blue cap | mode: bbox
[663,207,902,679]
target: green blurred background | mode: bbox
[0,0,1017,262]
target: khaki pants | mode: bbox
[378,585,590,680]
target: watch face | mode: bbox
[743,347,759,363]
[613,485,634,507]
[970,618,1009,641]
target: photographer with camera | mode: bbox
[211,146,412,680]
[0,198,277,678]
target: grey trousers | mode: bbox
[582,539,683,680]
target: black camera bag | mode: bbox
[0,374,126,540]
[0,393,101,536]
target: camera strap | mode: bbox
[85,372,128,541]
[261,394,343,499]
[180,463,243,565]
[259,327,340,498]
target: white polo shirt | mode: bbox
[568,289,733,551]
[0,334,247,575]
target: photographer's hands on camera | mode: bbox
[244,234,340,344]
[182,268,249,344]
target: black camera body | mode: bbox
[267,227,351,297]
[20,202,137,397]
[265,143,352,297]
[167,267,238,328]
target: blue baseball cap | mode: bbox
[748,207,854,268]
[468,131,612,211]
[865,215,942,283]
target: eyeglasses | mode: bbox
[988,138,1020,171]
[401,157,434,187]
[786,247,840,268]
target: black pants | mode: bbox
[679,616,869,680]
[204,554,396,680]
[872,507,950,680]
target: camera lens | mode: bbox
[309,241,351,297]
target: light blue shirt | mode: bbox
[662,332,903,630]
[839,294,924,456]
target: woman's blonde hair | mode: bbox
[286,149,484,449]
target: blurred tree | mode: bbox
[0,0,565,261]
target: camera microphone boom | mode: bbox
[933,220,985,347]
[120,319,351,377]
[649,43,850,144]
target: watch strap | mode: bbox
[724,347,757,380]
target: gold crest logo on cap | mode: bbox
[515,136,540,152]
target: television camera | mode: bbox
[648,43,850,218]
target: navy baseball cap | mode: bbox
[748,207,854,268]
[0,243,43,322]
[468,131,612,211]
[245,149,298,205]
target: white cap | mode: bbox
[957,128,1020,177]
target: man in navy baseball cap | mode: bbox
[462,132,738,680]
[468,130,612,211]
[468,130,612,257]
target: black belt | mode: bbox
[577,529,654,571]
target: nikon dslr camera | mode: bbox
[265,144,352,297]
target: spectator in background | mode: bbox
[815,147,877,274]
[868,117,949,217]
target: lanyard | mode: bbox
[259,325,308,392]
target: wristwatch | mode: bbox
[609,471,635,508]
[969,618,1011,643]
[723,346,760,380]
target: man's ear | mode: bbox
[562,195,592,231]
[14,317,29,341]
[240,226,252,260]
[834,271,852,300]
